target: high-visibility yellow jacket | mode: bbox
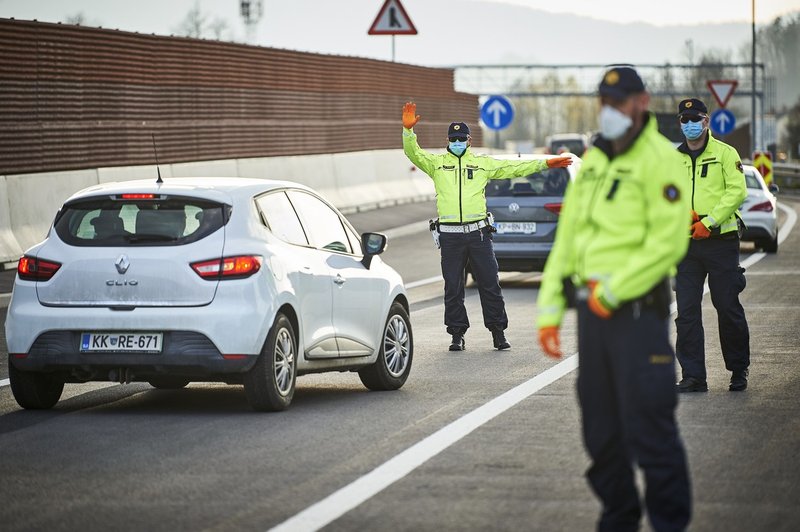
[677,133,746,235]
[536,114,690,328]
[403,128,549,223]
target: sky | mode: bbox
[1,0,798,66]
[492,0,799,25]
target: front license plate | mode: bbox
[81,332,163,353]
[495,222,537,234]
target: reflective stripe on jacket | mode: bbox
[677,133,747,235]
[403,128,549,223]
[536,114,691,328]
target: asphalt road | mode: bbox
[1,198,799,531]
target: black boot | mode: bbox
[729,369,748,391]
[492,330,510,350]
[449,334,465,351]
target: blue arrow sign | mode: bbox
[480,95,514,130]
[710,109,735,136]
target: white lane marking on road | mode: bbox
[405,275,443,289]
[382,219,430,240]
[271,202,799,531]
[0,378,9,387]
[268,355,579,532]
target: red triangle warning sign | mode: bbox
[368,0,418,35]
[706,80,738,108]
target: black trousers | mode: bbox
[577,302,691,532]
[675,237,750,380]
[439,228,507,335]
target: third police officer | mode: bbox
[674,98,751,392]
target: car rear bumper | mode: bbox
[5,283,277,357]
[740,215,777,241]
[491,241,552,271]
[9,330,258,379]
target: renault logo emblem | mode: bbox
[508,202,520,214]
[115,254,130,274]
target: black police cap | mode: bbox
[448,122,470,139]
[677,98,708,117]
[598,66,645,100]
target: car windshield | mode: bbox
[53,195,228,246]
[485,167,570,197]
[550,140,585,154]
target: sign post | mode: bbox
[368,0,417,62]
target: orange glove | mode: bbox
[690,210,700,223]
[690,221,711,240]
[538,326,562,359]
[547,156,573,169]
[587,280,613,319]
[402,102,420,130]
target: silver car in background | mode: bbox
[483,154,581,273]
[740,164,778,253]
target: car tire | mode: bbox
[148,377,190,389]
[358,302,413,391]
[244,313,297,412]
[761,233,778,253]
[8,357,64,410]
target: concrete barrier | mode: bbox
[0,149,438,265]
[0,176,24,266]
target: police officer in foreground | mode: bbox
[537,67,692,531]
[402,102,572,351]
[674,98,750,392]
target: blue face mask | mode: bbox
[681,120,705,140]
[448,141,467,156]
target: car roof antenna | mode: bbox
[151,133,164,184]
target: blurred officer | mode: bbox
[402,101,572,351]
[674,98,750,392]
[536,67,692,531]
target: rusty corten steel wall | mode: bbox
[0,18,481,175]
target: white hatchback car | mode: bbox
[5,178,413,411]
[740,165,778,253]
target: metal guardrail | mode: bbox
[773,163,800,189]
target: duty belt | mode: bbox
[438,220,489,234]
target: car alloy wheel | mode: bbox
[358,302,413,391]
[384,314,411,378]
[244,313,297,411]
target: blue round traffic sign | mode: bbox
[480,95,514,130]
[710,109,736,136]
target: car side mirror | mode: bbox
[361,232,387,269]
[768,183,779,195]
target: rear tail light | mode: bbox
[191,255,262,280]
[544,203,563,215]
[17,256,61,281]
[748,201,773,212]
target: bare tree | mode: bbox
[175,1,208,38]
[65,12,87,26]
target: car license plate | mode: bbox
[80,332,163,353]
[495,222,537,234]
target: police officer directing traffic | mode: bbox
[537,67,692,531]
[402,102,572,351]
[674,98,751,392]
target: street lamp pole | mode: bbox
[751,0,757,153]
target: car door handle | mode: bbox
[333,274,346,285]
